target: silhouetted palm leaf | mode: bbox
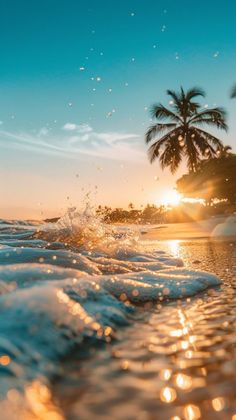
[150,104,181,122]
[190,108,227,130]
[185,87,205,101]
[159,132,183,173]
[230,85,236,98]
[216,144,232,157]
[145,123,177,143]
[148,128,182,165]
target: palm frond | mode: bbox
[166,89,183,112]
[159,135,183,173]
[190,129,216,158]
[230,85,236,98]
[223,145,232,152]
[147,128,181,163]
[190,107,227,119]
[191,117,228,131]
[193,127,224,149]
[190,108,228,131]
[188,101,201,114]
[216,144,232,157]
[150,104,181,122]
[185,87,205,101]
[180,87,202,118]
[145,123,177,143]
[184,136,200,172]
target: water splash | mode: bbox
[35,205,140,256]
[0,213,222,419]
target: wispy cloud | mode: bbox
[63,123,92,133]
[38,127,49,137]
[0,124,144,162]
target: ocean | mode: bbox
[0,207,235,419]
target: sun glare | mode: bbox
[161,190,182,207]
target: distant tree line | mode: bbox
[95,199,236,225]
[96,203,167,224]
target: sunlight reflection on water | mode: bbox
[55,239,236,420]
[167,240,181,258]
[0,215,235,419]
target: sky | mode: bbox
[1,0,236,219]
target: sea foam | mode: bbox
[0,208,221,403]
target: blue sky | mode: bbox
[1,0,236,218]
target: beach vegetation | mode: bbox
[145,87,227,173]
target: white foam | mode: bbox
[0,248,101,275]
[96,268,221,302]
[0,212,222,401]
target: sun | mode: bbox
[161,189,182,207]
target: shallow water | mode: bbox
[57,239,236,420]
[0,212,235,419]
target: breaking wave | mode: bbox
[0,206,221,418]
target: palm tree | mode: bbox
[145,87,227,173]
[230,85,236,98]
[217,145,232,158]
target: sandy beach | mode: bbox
[142,216,227,240]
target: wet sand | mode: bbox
[142,216,227,241]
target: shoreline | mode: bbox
[141,216,227,241]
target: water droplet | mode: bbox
[212,397,225,411]
[160,387,176,403]
[175,373,192,390]
[183,404,201,420]
[120,360,129,370]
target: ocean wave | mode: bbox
[0,208,221,413]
